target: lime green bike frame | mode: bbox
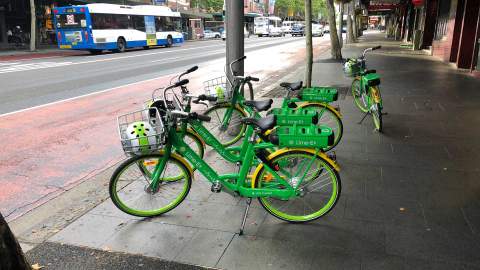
[148,116,325,200]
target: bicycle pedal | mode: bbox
[326,151,336,161]
[211,181,222,193]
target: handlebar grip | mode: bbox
[190,112,211,122]
[246,76,260,82]
[186,66,198,74]
[372,45,382,50]
[174,79,189,87]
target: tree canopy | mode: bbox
[275,0,327,20]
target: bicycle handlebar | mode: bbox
[362,45,382,58]
[174,79,189,88]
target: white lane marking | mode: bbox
[0,76,161,118]
[0,38,303,75]
[0,62,74,74]
[150,56,181,63]
[0,62,21,66]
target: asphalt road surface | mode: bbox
[0,36,309,115]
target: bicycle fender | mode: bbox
[251,148,340,188]
[299,102,342,118]
[158,150,194,180]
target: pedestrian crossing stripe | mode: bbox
[0,62,73,74]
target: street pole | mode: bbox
[225,0,244,90]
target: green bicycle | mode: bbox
[110,77,341,234]
[202,56,343,151]
[345,46,384,132]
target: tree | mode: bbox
[0,212,31,270]
[346,1,355,43]
[337,1,343,48]
[29,0,36,51]
[326,0,342,59]
[190,0,223,12]
[304,0,313,87]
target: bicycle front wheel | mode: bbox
[109,153,192,217]
[253,150,341,223]
[300,103,343,151]
[351,78,369,113]
[203,103,247,146]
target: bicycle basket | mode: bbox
[343,59,362,77]
[204,76,230,103]
[117,107,165,156]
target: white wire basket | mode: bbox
[204,76,231,102]
[117,108,165,155]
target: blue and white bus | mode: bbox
[53,4,184,54]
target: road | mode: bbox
[0,35,331,221]
[1,36,311,115]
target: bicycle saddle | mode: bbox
[364,69,376,75]
[241,115,276,132]
[280,81,303,91]
[244,99,273,112]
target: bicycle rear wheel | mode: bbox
[109,153,191,217]
[372,104,382,132]
[203,103,247,146]
[370,86,383,132]
[300,103,343,151]
[253,150,341,223]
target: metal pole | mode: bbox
[225,0,244,90]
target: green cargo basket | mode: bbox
[270,108,319,126]
[298,87,338,103]
[271,125,334,148]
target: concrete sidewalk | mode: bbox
[23,31,480,269]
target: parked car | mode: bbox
[312,24,324,37]
[221,28,250,41]
[204,29,221,39]
[323,25,330,33]
[291,24,305,36]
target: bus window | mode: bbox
[91,14,129,29]
[55,13,86,28]
[131,15,145,32]
[155,16,181,32]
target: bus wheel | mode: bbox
[166,36,173,47]
[115,37,126,53]
[89,50,102,55]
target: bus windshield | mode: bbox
[55,13,87,28]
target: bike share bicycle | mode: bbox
[344,46,384,132]
[109,60,342,234]
[202,57,343,151]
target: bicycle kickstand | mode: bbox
[357,111,370,125]
[239,198,252,236]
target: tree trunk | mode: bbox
[0,212,31,270]
[326,0,342,59]
[304,0,313,87]
[346,2,354,43]
[352,8,358,40]
[29,0,36,51]
[337,2,343,48]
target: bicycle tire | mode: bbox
[299,103,343,151]
[372,104,383,132]
[253,149,341,223]
[109,153,192,217]
[351,78,369,113]
[203,103,248,146]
